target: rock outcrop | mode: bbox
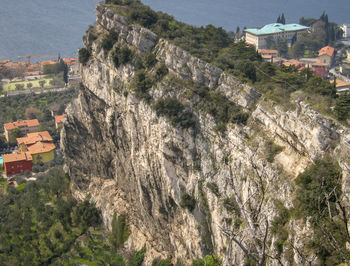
[61,3,350,265]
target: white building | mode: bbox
[244,23,309,50]
[341,24,350,38]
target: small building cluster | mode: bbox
[1,114,66,177]
[257,45,335,79]
[244,21,349,82]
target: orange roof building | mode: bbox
[330,79,350,93]
[40,60,57,66]
[2,152,33,176]
[283,59,305,69]
[4,119,40,142]
[15,130,56,165]
[17,131,53,149]
[318,46,335,57]
[62,58,78,66]
[258,49,279,62]
[3,152,32,163]
[318,46,335,67]
[4,119,39,131]
[55,114,66,129]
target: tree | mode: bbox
[334,94,350,121]
[235,26,241,39]
[15,84,25,90]
[276,39,288,57]
[12,128,24,140]
[27,82,33,89]
[236,26,240,34]
[294,159,350,264]
[281,13,286,24]
[39,80,46,88]
[78,48,90,65]
[63,62,68,84]
[276,15,281,24]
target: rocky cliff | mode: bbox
[61,3,350,265]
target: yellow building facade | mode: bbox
[30,149,55,164]
[16,131,56,164]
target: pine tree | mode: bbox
[335,94,350,121]
[277,15,281,24]
[281,13,286,24]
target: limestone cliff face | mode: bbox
[61,3,350,265]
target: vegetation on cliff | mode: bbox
[101,0,348,122]
[293,159,350,265]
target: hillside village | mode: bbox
[0,115,66,180]
[0,57,77,184]
[244,20,350,93]
[0,56,80,97]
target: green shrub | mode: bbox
[223,197,240,216]
[294,159,341,220]
[78,48,91,65]
[266,141,283,163]
[153,98,196,128]
[132,70,153,101]
[334,93,350,121]
[271,200,290,256]
[180,192,196,212]
[110,213,130,249]
[155,63,169,81]
[129,246,146,266]
[144,53,157,68]
[152,258,173,266]
[105,0,124,4]
[112,46,133,68]
[101,30,119,52]
[293,158,349,264]
[130,6,158,27]
[192,254,222,266]
[207,182,220,197]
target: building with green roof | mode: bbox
[244,23,309,49]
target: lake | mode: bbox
[143,0,350,30]
[0,0,349,60]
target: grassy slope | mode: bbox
[3,78,53,91]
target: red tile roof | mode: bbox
[62,58,78,66]
[312,61,329,67]
[283,59,304,67]
[330,79,350,88]
[4,119,40,131]
[40,60,56,66]
[17,131,53,146]
[3,152,32,163]
[27,142,56,155]
[318,46,335,57]
[55,114,66,124]
[258,49,279,55]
